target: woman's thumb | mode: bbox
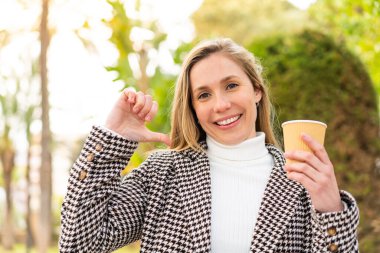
[149,131,171,146]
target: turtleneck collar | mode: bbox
[206,132,268,161]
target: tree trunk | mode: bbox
[26,145,34,252]
[137,46,149,93]
[39,0,52,252]
[1,147,15,250]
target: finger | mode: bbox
[284,150,325,173]
[114,89,134,113]
[122,87,136,104]
[123,86,136,93]
[284,162,321,183]
[145,101,158,121]
[301,133,331,165]
[127,91,136,104]
[147,131,171,146]
[132,91,146,113]
[138,95,153,119]
[287,171,318,192]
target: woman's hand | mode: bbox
[284,134,343,213]
[105,88,171,146]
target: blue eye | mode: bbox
[226,83,238,90]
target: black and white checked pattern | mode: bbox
[59,126,359,252]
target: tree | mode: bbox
[192,0,308,45]
[308,0,380,95]
[104,0,167,91]
[24,73,38,252]
[1,5,41,249]
[0,82,17,250]
[39,0,53,251]
[0,71,39,252]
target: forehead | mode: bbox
[190,53,247,88]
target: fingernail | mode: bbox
[301,133,310,140]
[145,115,151,121]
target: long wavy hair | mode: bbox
[170,38,279,151]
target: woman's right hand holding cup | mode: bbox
[105,88,171,146]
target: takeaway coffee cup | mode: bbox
[282,120,327,163]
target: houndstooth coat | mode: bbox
[59,126,359,252]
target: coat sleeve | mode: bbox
[310,190,360,253]
[59,126,149,253]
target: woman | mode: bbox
[59,38,359,252]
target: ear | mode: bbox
[254,89,262,103]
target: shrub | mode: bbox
[247,30,380,251]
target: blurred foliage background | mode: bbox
[249,30,380,251]
[1,0,380,252]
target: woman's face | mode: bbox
[190,53,262,145]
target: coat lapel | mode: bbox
[178,144,212,252]
[177,143,303,252]
[250,144,304,252]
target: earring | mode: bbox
[256,102,259,108]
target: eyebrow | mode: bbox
[192,75,240,94]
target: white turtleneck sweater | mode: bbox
[207,132,274,253]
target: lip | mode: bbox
[214,114,242,128]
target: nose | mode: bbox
[213,94,231,113]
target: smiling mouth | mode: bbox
[215,114,242,126]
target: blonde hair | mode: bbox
[170,38,279,151]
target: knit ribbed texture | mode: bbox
[207,132,274,253]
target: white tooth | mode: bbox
[217,115,239,126]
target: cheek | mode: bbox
[244,97,258,119]
[193,105,209,123]
[192,103,201,118]
[241,94,255,108]
[195,107,206,121]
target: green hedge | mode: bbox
[247,30,380,252]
